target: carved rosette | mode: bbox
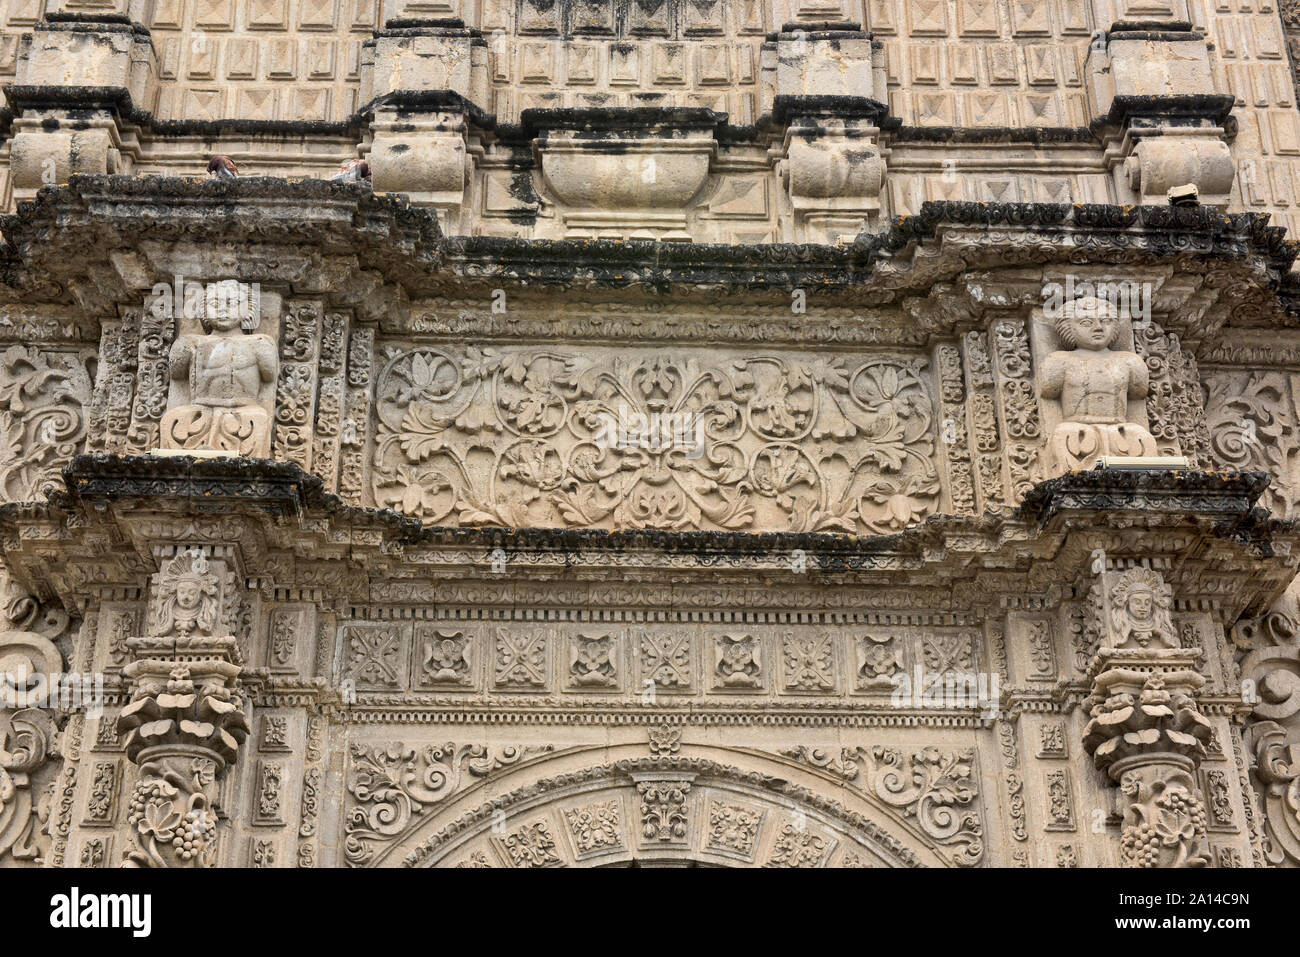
[1082,593,1214,867]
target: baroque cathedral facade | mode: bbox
[0,0,1298,869]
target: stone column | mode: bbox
[116,547,250,868]
[1080,565,1213,867]
[9,12,157,200]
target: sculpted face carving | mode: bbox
[1106,567,1177,650]
[148,548,220,638]
[160,286,277,457]
[1040,296,1157,472]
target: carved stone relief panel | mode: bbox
[160,284,279,458]
[329,617,986,706]
[0,346,92,502]
[369,345,944,533]
[1203,369,1300,518]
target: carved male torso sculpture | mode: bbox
[1040,297,1157,471]
[160,287,276,457]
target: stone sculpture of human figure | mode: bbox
[160,281,277,457]
[149,548,219,638]
[1107,567,1177,650]
[1039,295,1157,472]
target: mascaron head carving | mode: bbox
[149,548,220,638]
[1109,567,1177,650]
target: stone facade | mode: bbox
[0,1,1298,870]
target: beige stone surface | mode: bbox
[0,1,1298,871]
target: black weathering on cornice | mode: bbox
[0,176,1295,298]
[49,454,1289,570]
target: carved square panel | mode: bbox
[412,623,477,690]
[497,819,565,867]
[298,0,340,30]
[563,798,626,859]
[571,0,616,35]
[1009,0,1051,35]
[763,819,838,867]
[629,0,673,36]
[906,0,950,35]
[248,0,289,29]
[957,0,1000,36]
[853,632,905,692]
[706,174,768,218]
[340,622,409,691]
[780,631,838,693]
[653,42,688,84]
[637,629,695,693]
[695,43,730,85]
[568,630,622,691]
[493,626,550,690]
[566,44,599,84]
[194,0,236,30]
[705,799,765,861]
[710,631,765,691]
[610,43,641,84]
[518,0,562,35]
[684,0,725,34]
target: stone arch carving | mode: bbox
[345,743,976,868]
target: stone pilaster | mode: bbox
[116,547,250,868]
[361,19,488,226]
[1081,564,1213,867]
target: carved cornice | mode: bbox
[1,177,1294,329]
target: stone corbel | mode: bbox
[763,23,893,242]
[116,546,250,868]
[530,107,719,241]
[362,19,489,227]
[1080,563,1213,867]
[1086,22,1235,208]
[7,14,157,201]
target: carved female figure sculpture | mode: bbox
[1039,296,1157,471]
[148,549,220,638]
[1108,567,1178,650]
[160,282,277,457]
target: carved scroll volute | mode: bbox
[116,547,250,868]
[1081,565,1213,867]
[0,583,70,866]
[1233,582,1300,865]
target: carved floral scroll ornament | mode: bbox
[0,588,68,865]
[777,744,984,866]
[344,742,554,866]
[1204,372,1298,518]
[0,345,90,501]
[370,348,941,533]
[1232,586,1300,865]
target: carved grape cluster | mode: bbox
[1120,822,1162,867]
[174,808,217,862]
